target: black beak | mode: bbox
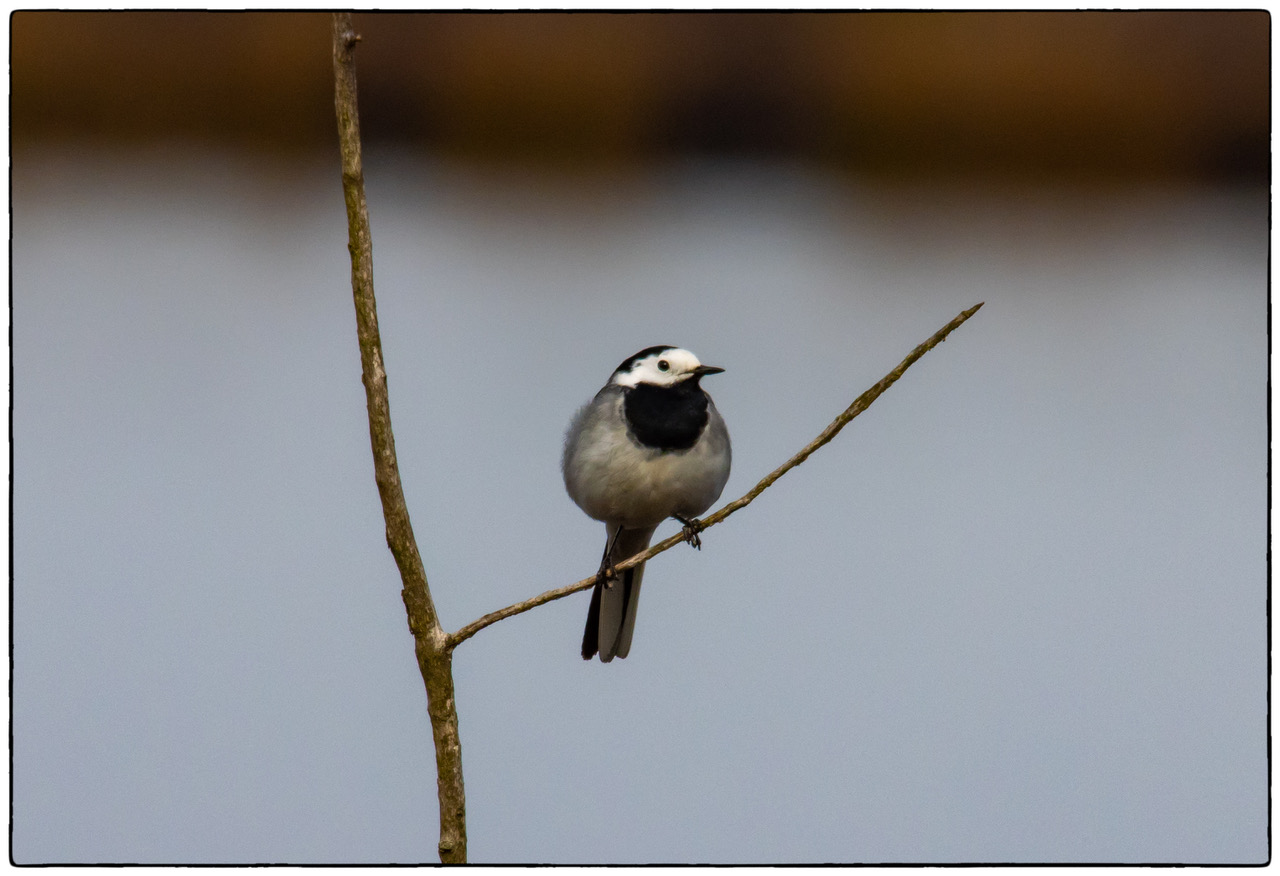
[693,364,725,377]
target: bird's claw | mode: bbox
[596,561,619,589]
[677,516,705,550]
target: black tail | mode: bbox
[581,579,603,660]
[581,525,655,662]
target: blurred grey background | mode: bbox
[11,10,1268,864]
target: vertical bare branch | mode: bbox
[331,12,466,864]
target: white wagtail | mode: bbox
[563,346,731,662]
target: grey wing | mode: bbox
[703,398,732,507]
[562,386,627,520]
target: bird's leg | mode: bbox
[597,528,621,588]
[596,557,618,589]
[675,515,704,550]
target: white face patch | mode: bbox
[612,348,705,388]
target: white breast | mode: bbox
[564,389,731,529]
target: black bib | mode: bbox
[623,381,709,451]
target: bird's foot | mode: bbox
[596,559,619,589]
[676,516,705,550]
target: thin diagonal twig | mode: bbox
[447,302,984,649]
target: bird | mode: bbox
[562,345,731,662]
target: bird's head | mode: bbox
[610,346,724,389]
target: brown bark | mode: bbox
[332,13,466,863]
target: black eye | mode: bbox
[657,360,670,372]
